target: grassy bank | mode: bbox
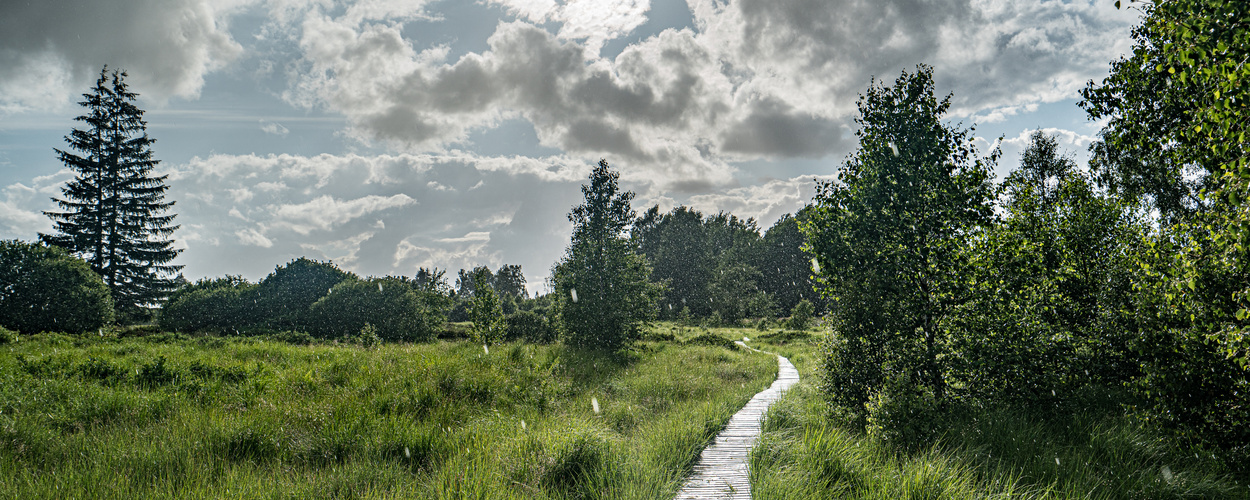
[0,327,774,498]
[746,330,1249,499]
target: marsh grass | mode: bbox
[0,326,775,499]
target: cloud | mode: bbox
[260,120,290,136]
[276,0,1135,189]
[491,0,653,56]
[269,193,416,235]
[0,0,250,112]
[235,227,274,247]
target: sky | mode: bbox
[0,0,1142,295]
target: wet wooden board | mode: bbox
[674,341,800,500]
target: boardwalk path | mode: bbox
[675,341,800,500]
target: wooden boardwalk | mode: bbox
[674,342,800,500]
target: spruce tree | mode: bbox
[41,67,182,320]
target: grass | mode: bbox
[0,326,776,499]
[744,328,1250,499]
[6,321,1242,498]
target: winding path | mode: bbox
[675,341,800,499]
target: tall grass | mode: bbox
[0,328,775,498]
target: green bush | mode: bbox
[353,323,381,349]
[506,311,557,343]
[865,371,945,452]
[159,276,258,333]
[685,332,737,350]
[307,277,441,342]
[468,271,507,345]
[0,326,18,344]
[256,258,354,330]
[785,299,814,331]
[0,239,114,333]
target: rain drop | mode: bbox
[379,283,384,292]
[1055,457,1060,466]
[811,258,821,273]
[570,288,578,303]
[889,141,899,156]
[483,344,490,355]
[521,420,527,430]
[592,397,600,414]
[404,446,411,458]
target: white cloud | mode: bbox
[490,0,651,56]
[236,227,274,247]
[276,0,1135,190]
[269,193,416,235]
[260,120,290,136]
[0,0,251,112]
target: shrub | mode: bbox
[469,270,507,345]
[267,330,313,345]
[353,323,381,349]
[506,311,557,343]
[307,277,441,342]
[136,356,181,387]
[159,276,258,333]
[786,299,814,331]
[0,326,18,344]
[256,258,354,330]
[705,310,724,328]
[685,332,738,350]
[0,239,114,333]
[865,371,945,452]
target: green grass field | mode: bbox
[2,323,1246,499]
[0,327,775,499]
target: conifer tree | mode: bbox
[41,67,182,320]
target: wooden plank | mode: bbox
[673,342,799,500]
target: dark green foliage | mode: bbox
[804,66,996,409]
[136,356,180,387]
[0,326,17,344]
[684,333,737,350]
[506,311,557,343]
[468,268,507,345]
[306,277,444,342]
[1081,1,1250,462]
[40,67,181,320]
[352,323,381,349]
[756,210,823,316]
[0,239,115,334]
[256,258,354,330]
[554,160,663,351]
[949,132,1147,405]
[1128,219,1250,464]
[494,264,527,299]
[707,251,775,324]
[864,371,944,452]
[634,205,782,323]
[634,205,714,317]
[785,299,815,332]
[158,275,257,333]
